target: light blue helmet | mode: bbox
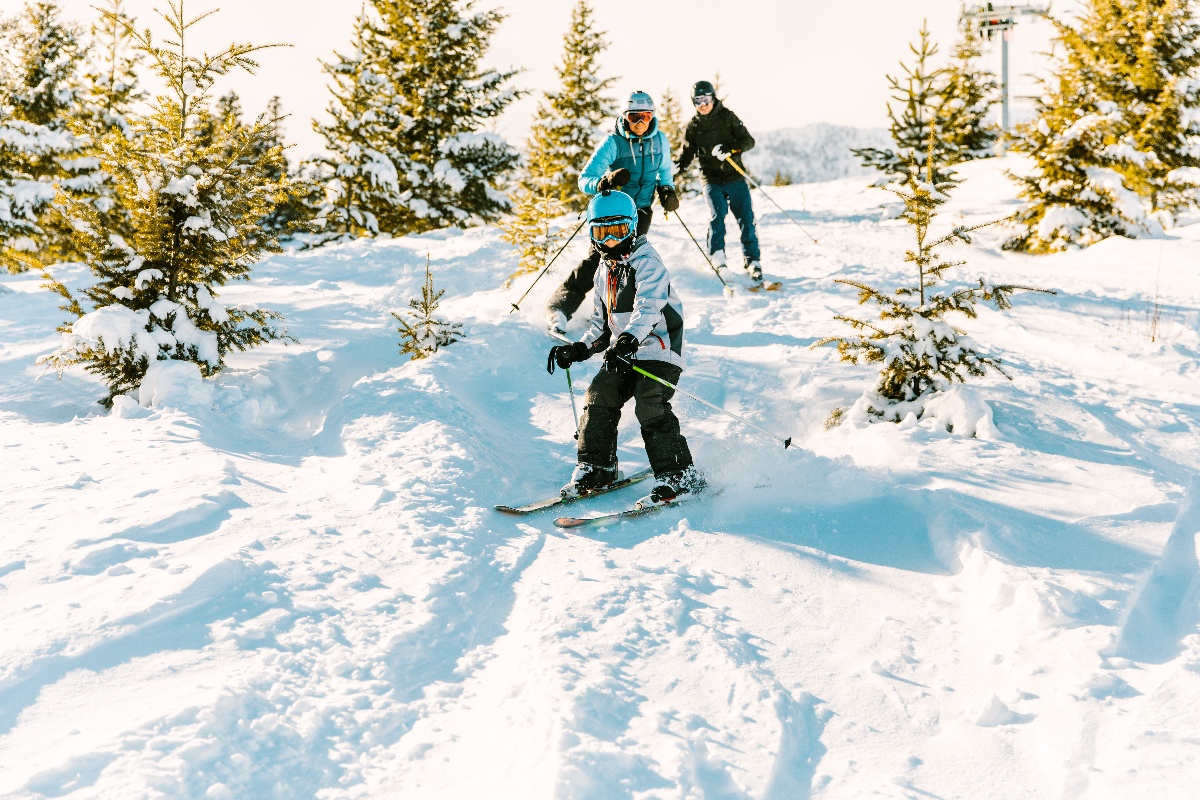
[588,190,638,257]
[624,90,655,114]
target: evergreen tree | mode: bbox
[532,0,616,212]
[499,147,571,282]
[852,22,956,184]
[316,0,520,239]
[658,87,695,195]
[499,0,614,280]
[818,155,1049,421]
[1007,0,1200,252]
[369,0,520,233]
[937,22,999,163]
[42,1,291,404]
[394,255,462,360]
[82,0,144,141]
[0,1,100,270]
[311,9,402,239]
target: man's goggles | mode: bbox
[691,94,714,108]
[624,111,654,125]
[591,219,633,244]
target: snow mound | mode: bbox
[138,359,213,410]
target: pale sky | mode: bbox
[50,0,1063,160]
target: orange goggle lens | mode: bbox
[625,111,654,125]
[591,220,632,243]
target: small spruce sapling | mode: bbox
[817,153,1051,423]
[394,256,462,360]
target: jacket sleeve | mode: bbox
[623,252,671,343]
[578,135,618,195]
[579,268,610,351]
[727,109,755,154]
[676,121,696,172]
[655,131,676,190]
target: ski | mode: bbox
[495,468,653,515]
[553,491,706,529]
[747,281,782,292]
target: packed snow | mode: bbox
[3,155,1200,798]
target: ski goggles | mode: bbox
[691,94,714,107]
[624,111,654,125]
[591,219,633,244]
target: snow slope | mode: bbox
[741,124,890,185]
[3,156,1200,799]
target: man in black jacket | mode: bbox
[675,80,763,283]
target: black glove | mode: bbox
[603,332,639,368]
[657,185,679,212]
[597,167,631,192]
[546,341,590,374]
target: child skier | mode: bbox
[546,190,704,508]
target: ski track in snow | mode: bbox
[3,157,1200,798]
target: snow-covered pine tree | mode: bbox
[257,96,315,239]
[394,255,462,360]
[310,8,403,239]
[0,1,101,270]
[852,22,956,184]
[1007,0,1200,252]
[499,0,614,280]
[533,0,616,212]
[199,92,302,244]
[367,0,520,234]
[41,1,291,404]
[937,22,999,163]
[818,155,1049,422]
[658,87,695,195]
[81,0,143,142]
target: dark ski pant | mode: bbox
[577,358,693,478]
[549,206,654,319]
[704,178,760,261]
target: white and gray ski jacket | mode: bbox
[580,238,686,370]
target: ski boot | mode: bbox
[635,466,706,509]
[710,249,727,270]
[744,258,763,285]
[560,462,618,499]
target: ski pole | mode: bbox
[549,332,792,450]
[565,365,580,433]
[723,157,820,245]
[509,216,587,313]
[670,211,728,289]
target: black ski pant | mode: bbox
[577,358,693,479]
[549,206,654,319]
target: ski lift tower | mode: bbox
[960,3,1050,131]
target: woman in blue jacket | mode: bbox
[547,91,679,333]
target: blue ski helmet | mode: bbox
[588,190,638,257]
[624,90,655,114]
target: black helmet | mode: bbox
[691,80,715,99]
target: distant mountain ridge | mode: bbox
[740,123,890,185]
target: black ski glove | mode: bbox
[597,167,631,192]
[603,332,639,368]
[657,186,679,212]
[546,341,590,374]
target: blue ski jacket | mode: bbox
[578,117,675,210]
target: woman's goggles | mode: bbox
[624,111,654,125]
[591,219,633,244]
[691,94,714,108]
